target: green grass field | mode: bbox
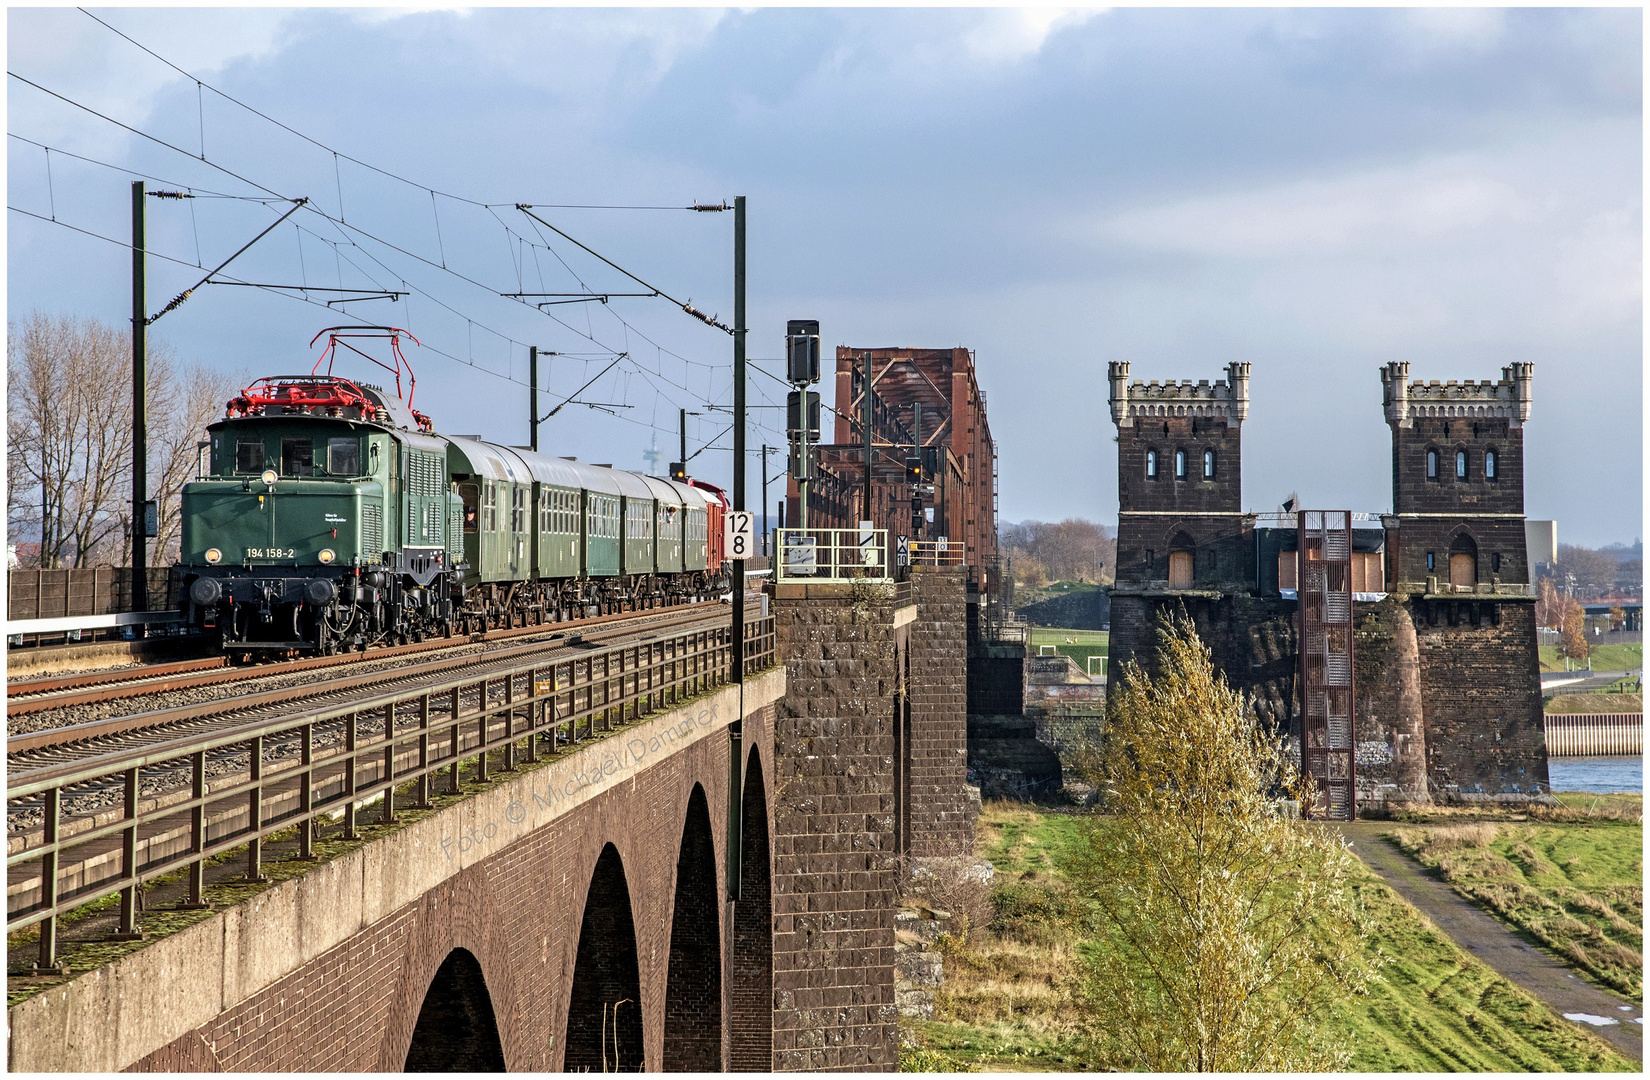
[902,803,1636,1072]
[1540,641,1643,674]
[1545,691,1642,714]
[1028,628,1109,675]
[1392,814,1643,1002]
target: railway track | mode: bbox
[7,603,728,771]
[5,604,715,718]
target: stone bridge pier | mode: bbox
[8,569,976,1073]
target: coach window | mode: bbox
[459,484,479,533]
[1174,449,1187,480]
[235,439,265,474]
[1426,449,1439,480]
[1145,449,1158,479]
[281,438,313,477]
[1203,449,1216,479]
[1485,449,1498,480]
[1455,449,1468,480]
[326,437,360,476]
[484,484,498,531]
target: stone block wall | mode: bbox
[966,646,1025,715]
[1414,599,1548,799]
[909,568,977,857]
[770,584,900,1072]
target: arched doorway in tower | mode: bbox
[663,785,723,1070]
[729,750,773,1071]
[564,844,644,1072]
[404,948,506,1071]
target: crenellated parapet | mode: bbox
[1381,361,1534,429]
[1107,360,1251,428]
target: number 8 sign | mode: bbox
[725,510,754,560]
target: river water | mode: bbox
[1547,756,1643,794]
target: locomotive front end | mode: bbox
[179,373,460,654]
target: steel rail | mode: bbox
[6,602,719,716]
[7,604,729,761]
[7,609,776,971]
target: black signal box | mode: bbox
[786,320,820,384]
[787,390,820,441]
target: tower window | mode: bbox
[1491,552,1502,573]
[1455,450,1467,479]
[1203,449,1215,478]
[1485,449,1497,480]
[1426,449,1438,480]
[1146,449,1158,478]
[1426,551,1436,572]
[1174,449,1186,479]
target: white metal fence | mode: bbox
[775,528,892,584]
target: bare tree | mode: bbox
[7,312,131,567]
[1535,577,1565,629]
[1001,518,1115,584]
[147,356,241,562]
[6,311,235,568]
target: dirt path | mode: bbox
[1337,822,1642,1062]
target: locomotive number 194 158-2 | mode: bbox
[247,547,297,560]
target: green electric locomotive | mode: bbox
[178,328,729,654]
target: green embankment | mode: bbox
[1391,812,1643,1003]
[1540,641,1642,674]
[901,802,1636,1072]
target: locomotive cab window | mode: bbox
[326,437,360,476]
[459,484,479,533]
[235,439,265,474]
[282,438,313,476]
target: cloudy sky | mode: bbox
[7,6,1642,546]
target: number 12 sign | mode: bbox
[724,510,755,560]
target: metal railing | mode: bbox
[908,539,964,566]
[774,528,891,583]
[6,611,775,971]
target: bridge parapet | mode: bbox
[8,669,784,1073]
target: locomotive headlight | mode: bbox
[205,548,222,564]
[260,468,278,486]
[318,548,336,564]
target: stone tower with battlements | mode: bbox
[1107,361,1257,680]
[1381,361,1548,800]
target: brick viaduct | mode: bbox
[6,567,975,1073]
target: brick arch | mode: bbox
[379,864,518,1071]
[663,784,722,1071]
[564,843,644,1072]
[403,948,507,1071]
[729,747,774,1071]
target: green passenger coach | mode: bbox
[177,336,730,655]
